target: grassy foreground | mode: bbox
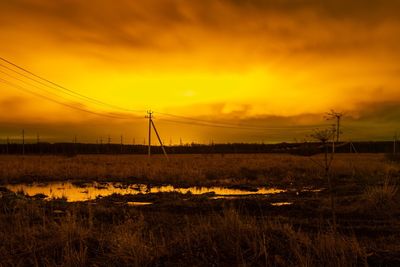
[0,153,399,266]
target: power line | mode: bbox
[0,57,146,114]
[158,117,329,131]
[0,68,140,120]
[0,56,332,132]
[155,111,329,130]
[0,68,96,106]
[0,78,142,120]
[0,64,112,108]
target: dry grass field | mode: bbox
[0,153,399,266]
[0,153,395,187]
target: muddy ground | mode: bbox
[0,154,399,266]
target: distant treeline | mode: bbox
[0,141,396,155]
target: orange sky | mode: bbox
[0,0,399,143]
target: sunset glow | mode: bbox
[1,0,399,143]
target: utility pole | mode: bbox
[394,132,397,154]
[145,110,168,159]
[6,137,9,154]
[107,135,111,154]
[73,135,77,155]
[37,133,40,155]
[146,111,153,158]
[22,129,25,155]
[120,135,123,154]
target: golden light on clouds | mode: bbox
[0,0,400,142]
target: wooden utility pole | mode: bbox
[145,110,168,159]
[146,111,153,158]
[120,135,123,154]
[73,135,77,154]
[37,133,40,154]
[22,129,25,155]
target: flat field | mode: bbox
[0,153,399,266]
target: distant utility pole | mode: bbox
[394,132,398,154]
[120,135,123,154]
[73,135,77,154]
[6,137,9,154]
[325,110,343,143]
[37,133,40,154]
[146,111,153,158]
[22,129,25,155]
[145,110,168,159]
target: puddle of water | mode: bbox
[147,185,285,196]
[300,187,324,193]
[5,182,286,202]
[210,196,239,200]
[127,202,153,206]
[271,202,293,206]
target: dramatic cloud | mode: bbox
[0,0,399,142]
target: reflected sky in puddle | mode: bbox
[127,202,153,206]
[271,202,293,206]
[5,182,286,202]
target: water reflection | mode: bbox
[5,182,285,202]
[271,202,292,206]
[127,202,153,206]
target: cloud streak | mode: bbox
[0,0,399,141]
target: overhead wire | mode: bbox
[0,68,90,104]
[0,55,332,132]
[0,77,141,120]
[0,71,143,120]
[0,57,146,113]
[155,111,330,130]
[158,117,329,131]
